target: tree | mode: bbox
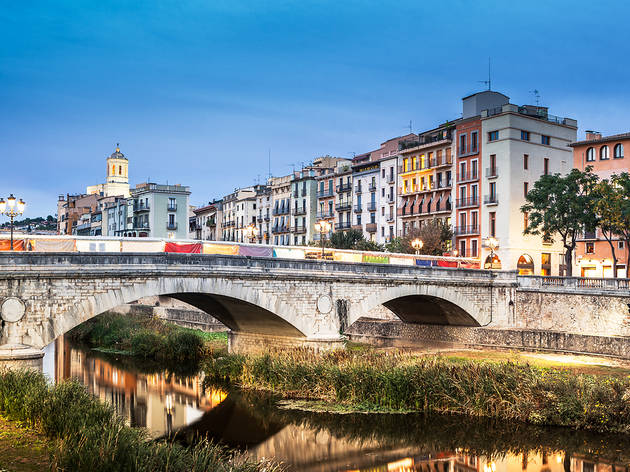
[384,237,406,254]
[521,168,599,277]
[593,179,624,278]
[384,220,453,255]
[329,229,364,249]
[354,239,383,252]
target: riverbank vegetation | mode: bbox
[68,312,227,362]
[204,348,630,434]
[0,369,281,472]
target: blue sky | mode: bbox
[1,0,629,219]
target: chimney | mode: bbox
[585,130,602,141]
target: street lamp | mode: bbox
[0,195,26,250]
[245,223,259,243]
[485,236,499,269]
[452,249,459,257]
[314,220,331,258]
[411,238,424,255]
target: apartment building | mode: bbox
[315,159,352,241]
[398,127,454,239]
[571,131,629,277]
[334,164,353,233]
[222,186,262,242]
[290,170,316,245]
[192,200,223,241]
[270,175,292,245]
[129,183,191,239]
[479,98,577,274]
[57,193,98,235]
[255,186,272,244]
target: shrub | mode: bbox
[162,329,205,363]
[130,329,164,359]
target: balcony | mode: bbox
[316,211,333,219]
[292,206,307,216]
[456,197,479,209]
[167,203,177,211]
[434,157,453,168]
[335,221,352,231]
[366,222,377,233]
[436,180,452,189]
[387,194,395,203]
[354,185,362,194]
[486,167,499,179]
[387,174,395,184]
[336,183,352,193]
[207,219,217,227]
[256,215,263,222]
[134,203,150,212]
[224,220,235,227]
[454,225,479,236]
[272,224,290,234]
[167,222,178,230]
[351,224,363,231]
[273,207,290,216]
[353,204,362,213]
[292,225,307,234]
[317,189,334,198]
[367,202,377,211]
[264,214,270,221]
[484,194,499,205]
[368,182,377,192]
[335,202,352,211]
[434,203,452,214]
[386,214,395,222]
[457,171,479,183]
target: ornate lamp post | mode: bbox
[411,238,424,255]
[245,223,259,243]
[485,237,499,269]
[0,195,26,250]
[314,220,331,258]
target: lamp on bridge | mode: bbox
[0,195,26,251]
[314,220,331,258]
[411,238,424,255]
[245,223,259,243]
[485,237,499,269]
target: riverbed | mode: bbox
[43,336,630,472]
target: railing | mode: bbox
[256,215,263,222]
[264,215,270,221]
[368,182,377,192]
[273,207,290,216]
[353,204,362,213]
[484,194,499,205]
[387,194,395,203]
[366,222,377,232]
[434,203,452,213]
[436,180,452,189]
[456,197,479,208]
[367,202,377,211]
[387,174,395,183]
[335,221,352,230]
[386,214,395,222]
[291,225,307,234]
[316,211,333,219]
[167,204,177,211]
[134,204,150,211]
[354,186,362,194]
[457,171,478,182]
[316,189,334,198]
[454,225,479,235]
[486,167,499,178]
[292,206,307,215]
[336,183,352,193]
[519,276,630,292]
[335,202,352,211]
[272,225,290,233]
[167,222,178,230]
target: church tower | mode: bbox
[87,144,131,197]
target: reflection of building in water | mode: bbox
[51,336,226,437]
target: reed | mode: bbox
[0,369,282,472]
[205,349,630,433]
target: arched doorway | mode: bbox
[517,254,534,275]
[484,253,502,270]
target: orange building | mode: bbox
[571,131,629,277]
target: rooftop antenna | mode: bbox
[478,57,491,91]
[268,148,272,179]
[530,89,541,106]
[350,152,356,158]
[407,120,413,134]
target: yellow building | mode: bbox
[87,144,130,197]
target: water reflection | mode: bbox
[43,337,630,472]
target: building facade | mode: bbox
[129,183,191,239]
[571,131,629,277]
[86,145,131,198]
[192,200,223,241]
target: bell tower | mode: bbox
[103,143,130,197]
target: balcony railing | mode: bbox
[167,222,178,230]
[273,207,290,216]
[368,183,377,192]
[317,189,334,198]
[336,183,352,193]
[386,214,395,222]
[457,171,479,182]
[291,225,307,234]
[256,215,263,222]
[486,167,499,178]
[455,197,479,208]
[134,204,150,212]
[264,214,270,221]
[367,202,377,211]
[387,174,395,183]
[272,225,290,233]
[366,222,377,233]
[354,204,362,213]
[354,186,362,194]
[335,221,352,230]
[484,194,499,205]
[335,202,352,211]
[434,203,452,213]
[436,180,452,189]
[292,206,307,215]
[316,211,333,219]
[454,225,479,236]
[387,194,395,203]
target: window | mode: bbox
[523,154,529,169]
[544,158,549,175]
[541,135,550,145]
[489,212,496,237]
[471,239,478,257]
[521,130,530,141]
[586,242,595,254]
[523,212,528,231]
[524,182,529,198]
[586,147,595,162]
[488,131,499,141]
[600,145,609,160]
[382,168,385,177]
[459,240,466,258]
[459,134,466,154]
[614,143,624,159]
[471,132,478,152]
[618,241,625,250]
[541,253,551,276]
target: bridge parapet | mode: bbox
[518,275,630,295]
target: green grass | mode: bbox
[0,369,282,472]
[204,348,630,434]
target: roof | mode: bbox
[108,144,127,160]
[569,132,630,147]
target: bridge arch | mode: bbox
[38,277,307,349]
[349,283,485,328]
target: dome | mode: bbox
[109,143,127,160]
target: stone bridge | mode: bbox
[0,253,629,369]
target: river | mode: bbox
[43,336,630,472]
